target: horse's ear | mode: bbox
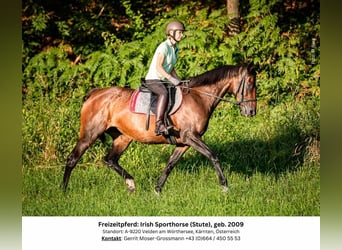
[247,63,254,72]
[247,63,256,75]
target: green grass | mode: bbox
[22,163,319,216]
[22,98,320,216]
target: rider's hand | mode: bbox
[169,77,181,86]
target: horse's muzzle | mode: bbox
[240,104,256,117]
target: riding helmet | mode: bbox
[166,20,185,35]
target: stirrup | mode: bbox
[155,121,173,136]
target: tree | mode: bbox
[226,0,240,36]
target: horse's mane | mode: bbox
[83,88,101,101]
[188,65,246,87]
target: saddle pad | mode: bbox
[130,87,183,115]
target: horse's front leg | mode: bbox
[155,145,190,193]
[181,130,228,192]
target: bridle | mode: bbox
[180,72,257,106]
[234,70,257,105]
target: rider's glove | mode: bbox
[169,77,181,86]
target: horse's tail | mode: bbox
[99,133,107,144]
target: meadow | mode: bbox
[22,96,320,216]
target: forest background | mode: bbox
[22,0,320,216]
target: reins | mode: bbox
[180,75,257,106]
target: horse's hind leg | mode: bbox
[155,145,190,193]
[103,134,134,192]
[62,133,101,191]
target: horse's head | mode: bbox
[235,65,257,117]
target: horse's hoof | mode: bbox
[154,186,162,195]
[102,157,112,165]
[125,179,135,193]
[222,186,229,193]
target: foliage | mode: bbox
[237,0,320,102]
[22,0,220,66]
[23,0,320,103]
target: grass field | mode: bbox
[22,97,320,216]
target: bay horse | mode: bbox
[62,64,257,193]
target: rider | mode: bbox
[145,20,185,135]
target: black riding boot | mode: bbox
[155,95,173,135]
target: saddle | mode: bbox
[129,79,183,144]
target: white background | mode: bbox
[22,216,319,250]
